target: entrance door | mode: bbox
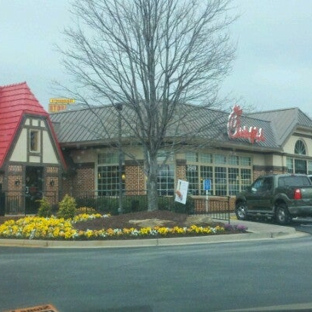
[25,166,43,214]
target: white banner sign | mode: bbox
[175,179,189,205]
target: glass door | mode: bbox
[25,166,43,214]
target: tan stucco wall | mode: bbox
[42,130,58,164]
[70,149,97,163]
[69,147,146,165]
[283,135,312,156]
[10,129,27,162]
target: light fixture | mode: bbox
[15,180,20,186]
[50,180,55,187]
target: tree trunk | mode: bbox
[146,152,159,211]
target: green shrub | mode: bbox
[37,197,52,217]
[57,194,77,219]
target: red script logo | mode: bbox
[227,105,265,144]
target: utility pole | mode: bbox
[115,103,123,214]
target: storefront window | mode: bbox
[295,159,307,174]
[228,155,239,166]
[287,140,310,174]
[186,152,252,196]
[215,167,227,195]
[214,154,227,164]
[199,153,213,163]
[186,152,198,162]
[186,164,199,195]
[157,151,174,195]
[240,156,251,166]
[228,168,239,195]
[98,152,119,164]
[200,166,213,195]
[241,169,252,190]
[157,164,174,195]
[286,157,293,173]
[294,140,306,155]
[98,152,125,196]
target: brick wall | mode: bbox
[176,159,186,181]
[7,176,23,193]
[253,165,286,180]
[7,165,23,193]
[125,160,145,195]
[45,166,59,205]
[61,178,73,197]
[193,196,235,213]
[62,163,95,198]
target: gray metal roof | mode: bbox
[51,105,122,145]
[248,108,312,146]
[50,104,283,151]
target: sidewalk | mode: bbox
[0,218,309,248]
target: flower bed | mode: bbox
[0,213,247,240]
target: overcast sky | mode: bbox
[1,0,311,117]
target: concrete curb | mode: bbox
[0,230,308,249]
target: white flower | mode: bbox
[29,229,36,240]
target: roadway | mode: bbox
[1,234,312,311]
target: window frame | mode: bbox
[97,152,125,196]
[186,152,252,196]
[29,130,40,153]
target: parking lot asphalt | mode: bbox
[0,217,309,248]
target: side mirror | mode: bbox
[244,186,251,192]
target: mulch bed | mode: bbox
[73,210,228,231]
[74,210,191,231]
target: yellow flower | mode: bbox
[0,214,227,240]
[157,227,169,235]
[106,228,115,236]
[140,227,152,235]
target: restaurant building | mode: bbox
[50,103,312,200]
[1,81,312,214]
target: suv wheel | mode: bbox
[275,203,291,225]
[235,202,248,220]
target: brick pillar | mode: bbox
[71,163,95,197]
[253,165,286,181]
[45,166,60,206]
[176,159,186,181]
[125,160,145,195]
[7,165,23,214]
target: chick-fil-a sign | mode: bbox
[227,105,265,144]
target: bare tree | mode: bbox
[59,0,236,211]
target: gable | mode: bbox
[0,82,66,169]
[10,117,59,164]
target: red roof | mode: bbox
[0,82,66,169]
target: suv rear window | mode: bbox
[278,176,311,187]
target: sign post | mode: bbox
[203,179,211,213]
